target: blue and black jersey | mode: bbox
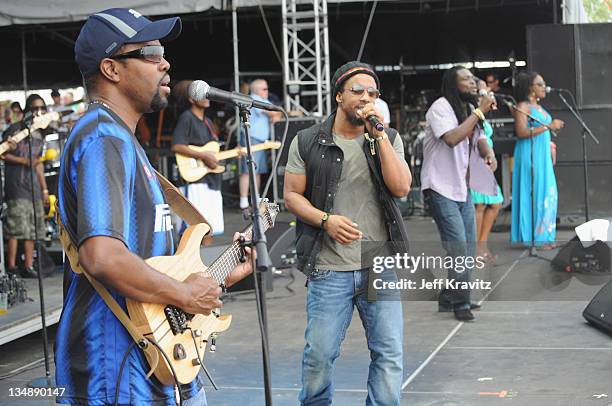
[55,104,204,405]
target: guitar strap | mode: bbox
[202,117,219,140]
[56,169,212,380]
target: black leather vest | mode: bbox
[294,113,410,276]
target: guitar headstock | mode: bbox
[30,112,60,132]
[260,199,280,230]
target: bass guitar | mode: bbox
[125,200,280,384]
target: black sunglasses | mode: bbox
[345,84,380,99]
[31,106,47,112]
[111,45,165,64]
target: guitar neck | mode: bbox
[207,215,272,284]
[215,143,271,161]
[0,129,29,156]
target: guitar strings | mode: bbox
[206,207,274,283]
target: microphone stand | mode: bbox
[555,91,599,222]
[237,104,274,406]
[399,57,406,133]
[503,98,556,258]
[22,119,54,389]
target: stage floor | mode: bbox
[1,211,611,405]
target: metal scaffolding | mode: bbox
[281,0,331,117]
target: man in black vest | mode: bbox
[284,61,411,406]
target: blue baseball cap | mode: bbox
[75,8,182,78]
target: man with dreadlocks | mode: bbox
[421,66,497,322]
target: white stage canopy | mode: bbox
[6,0,603,27]
[0,0,414,27]
[0,0,287,26]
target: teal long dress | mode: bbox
[511,105,558,245]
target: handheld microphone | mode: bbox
[22,111,35,125]
[478,89,514,101]
[367,115,385,132]
[189,80,283,112]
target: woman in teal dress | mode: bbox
[511,71,565,247]
[470,80,504,262]
[470,118,503,261]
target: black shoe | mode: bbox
[454,308,475,321]
[20,266,38,279]
[469,303,481,312]
[439,303,481,313]
[6,266,20,276]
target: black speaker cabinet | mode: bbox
[272,117,321,169]
[527,23,612,110]
[271,117,321,203]
[583,279,612,337]
[527,23,612,218]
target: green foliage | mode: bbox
[583,0,612,22]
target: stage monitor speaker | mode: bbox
[268,220,296,269]
[551,236,611,274]
[583,279,612,337]
[527,23,612,109]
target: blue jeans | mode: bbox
[183,386,207,406]
[239,133,269,174]
[424,189,476,310]
[60,387,207,406]
[300,269,403,406]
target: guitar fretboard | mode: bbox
[215,142,278,161]
[206,210,272,284]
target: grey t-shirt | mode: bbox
[2,123,45,201]
[286,132,405,271]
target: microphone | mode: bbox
[189,80,283,112]
[22,111,35,125]
[367,115,384,132]
[478,89,514,101]
[545,86,568,94]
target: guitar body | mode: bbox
[126,223,231,385]
[124,200,279,385]
[175,142,226,183]
[175,140,282,183]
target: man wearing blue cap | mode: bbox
[55,8,253,405]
